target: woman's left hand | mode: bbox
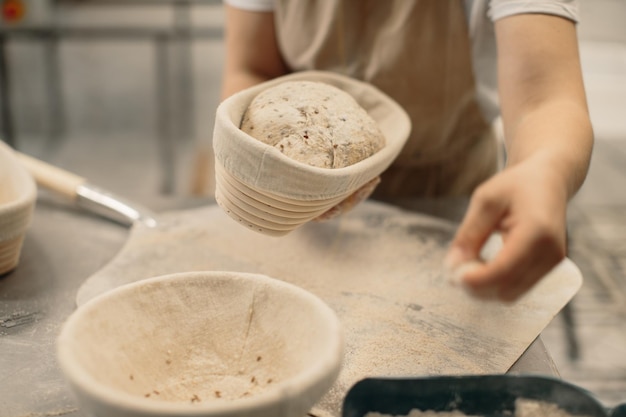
[445,154,569,302]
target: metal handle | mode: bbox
[16,151,158,227]
[76,184,157,227]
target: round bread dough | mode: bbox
[240,80,386,168]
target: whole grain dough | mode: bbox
[240,80,386,168]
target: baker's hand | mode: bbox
[444,155,568,302]
[314,176,381,221]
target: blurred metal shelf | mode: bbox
[0,0,224,194]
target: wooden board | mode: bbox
[77,201,581,417]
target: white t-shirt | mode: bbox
[224,0,579,18]
[467,0,579,120]
[222,0,579,122]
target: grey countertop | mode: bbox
[0,196,559,416]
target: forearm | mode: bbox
[221,6,288,100]
[496,14,593,199]
[221,69,284,101]
[503,98,593,199]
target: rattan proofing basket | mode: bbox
[212,71,411,236]
[0,141,36,274]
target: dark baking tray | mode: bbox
[342,375,625,417]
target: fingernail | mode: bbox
[443,246,465,271]
[443,247,465,285]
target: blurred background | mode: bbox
[1,0,625,407]
[0,0,225,208]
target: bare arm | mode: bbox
[221,5,288,100]
[497,14,593,194]
[447,14,593,301]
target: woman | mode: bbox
[205,0,593,302]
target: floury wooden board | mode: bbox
[76,201,581,417]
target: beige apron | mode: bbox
[274,0,498,199]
